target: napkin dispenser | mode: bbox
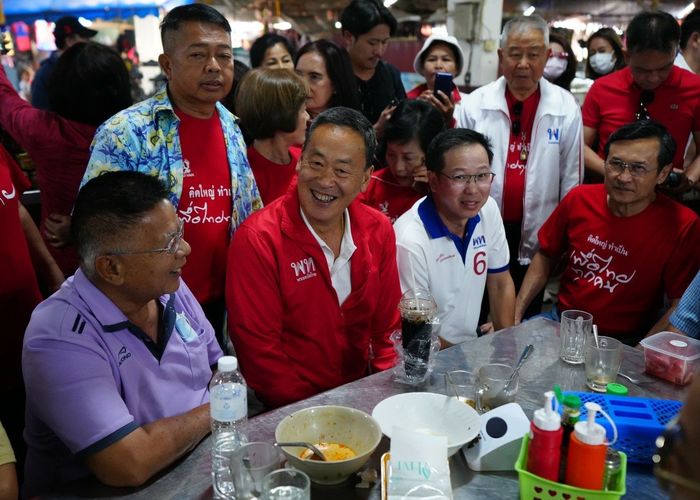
[463,402,530,471]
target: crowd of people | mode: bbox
[1,0,700,497]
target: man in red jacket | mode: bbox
[226,107,401,408]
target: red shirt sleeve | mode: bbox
[537,190,573,259]
[0,145,30,193]
[226,224,317,408]
[581,81,601,130]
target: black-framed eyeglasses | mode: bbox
[604,158,654,177]
[653,417,700,494]
[439,171,496,186]
[511,101,523,136]
[635,90,654,121]
[104,219,185,256]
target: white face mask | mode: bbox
[589,52,615,75]
[543,57,567,80]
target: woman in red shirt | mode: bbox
[0,41,132,275]
[236,69,309,204]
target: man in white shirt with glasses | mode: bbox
[394,128,516,346]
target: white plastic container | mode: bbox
[639,331,700,385]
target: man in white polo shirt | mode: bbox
[394,129,515,346]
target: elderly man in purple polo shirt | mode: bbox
[22,172,222,495]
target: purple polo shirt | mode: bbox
[22,270,222,495]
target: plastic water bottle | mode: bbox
[210,356,248,499]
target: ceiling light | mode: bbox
[384,0,398,7]
[523,6,535,16]
[677,2,695,19]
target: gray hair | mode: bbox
[500,15,550,49]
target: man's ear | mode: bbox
[158,53,172,80]
[360,165,374,193]
[94,255,126,286]
[656,163,673,185]
[341,30,354,48]
[427,170,439,193]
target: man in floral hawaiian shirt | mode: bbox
[82,4,262,344]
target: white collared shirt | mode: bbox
[301,209,356,305]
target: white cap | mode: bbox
[413,34,465,77]
[573,402,607,445]
[533,391,561,431]
[217,356,238,372]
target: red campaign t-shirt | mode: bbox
[247,145,300,205]
[502,87,540,223]
[176,109,232,305]
[582,66,700,169]
[538,184,700,337]
[359,168,423,223]
[0,145,42,390]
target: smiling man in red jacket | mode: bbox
[226,107,401,408]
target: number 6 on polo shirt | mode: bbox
[473,251,487,275]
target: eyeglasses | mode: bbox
[511,101,523,136]
[653,417,700,494]
[605,158,654,177]
[635,90,654,121]
[549,51,569,59]
[439,171,495,186]
[105,219,185,256]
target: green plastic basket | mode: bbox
[514,435,627,500]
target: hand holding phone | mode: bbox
[434,72,453,101]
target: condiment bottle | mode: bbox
[603,449,622,491]
[565,402,616,490]
[527,390,562,481]
[558,393,581,482]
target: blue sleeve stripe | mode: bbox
[487,264,510,274]
[74,420,139,459]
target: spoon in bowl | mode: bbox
[274,441,327,461]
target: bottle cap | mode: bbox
[533,390,561,431]
[606,383,628,396]
[562,393,581,410]
[217,356,238,372]
[573,402,607,445]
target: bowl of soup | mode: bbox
[274,405,382,484]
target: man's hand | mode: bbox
[44,213,72,248]
[373,103,398,138]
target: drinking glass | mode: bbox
[560,310,593,364]
[585,335,623,392]
[230,442,283,499]
[475,363,518,413]
[445,370,476,408]
[261,469,311,500]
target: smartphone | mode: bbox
[434,72,453,100]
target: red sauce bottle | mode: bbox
[527,391,563,481]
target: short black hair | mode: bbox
[48,42,132,126]
[383,99,445,154]
[220,60,251,115]
[680,9,700,50]
[249,33,296,68]
[305,107,376,168]
[426,128,494,173]
[604,120,676,171]
[626,10,680,54]
[295,39,360,111]
[160,3,231,50]
[73,172,171,273]
[339,0,397,37]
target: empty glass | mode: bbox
[230,442,284,499]
[560,310,593,364]
[585,335,623,392]
[262,469,311,500]
[475,363,518,413]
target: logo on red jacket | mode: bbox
[291,257,317,282]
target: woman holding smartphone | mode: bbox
[407,34,467,127]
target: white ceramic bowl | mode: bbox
[371,392,480,456]
[274,405,382,485]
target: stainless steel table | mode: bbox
[47,319,687,499]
